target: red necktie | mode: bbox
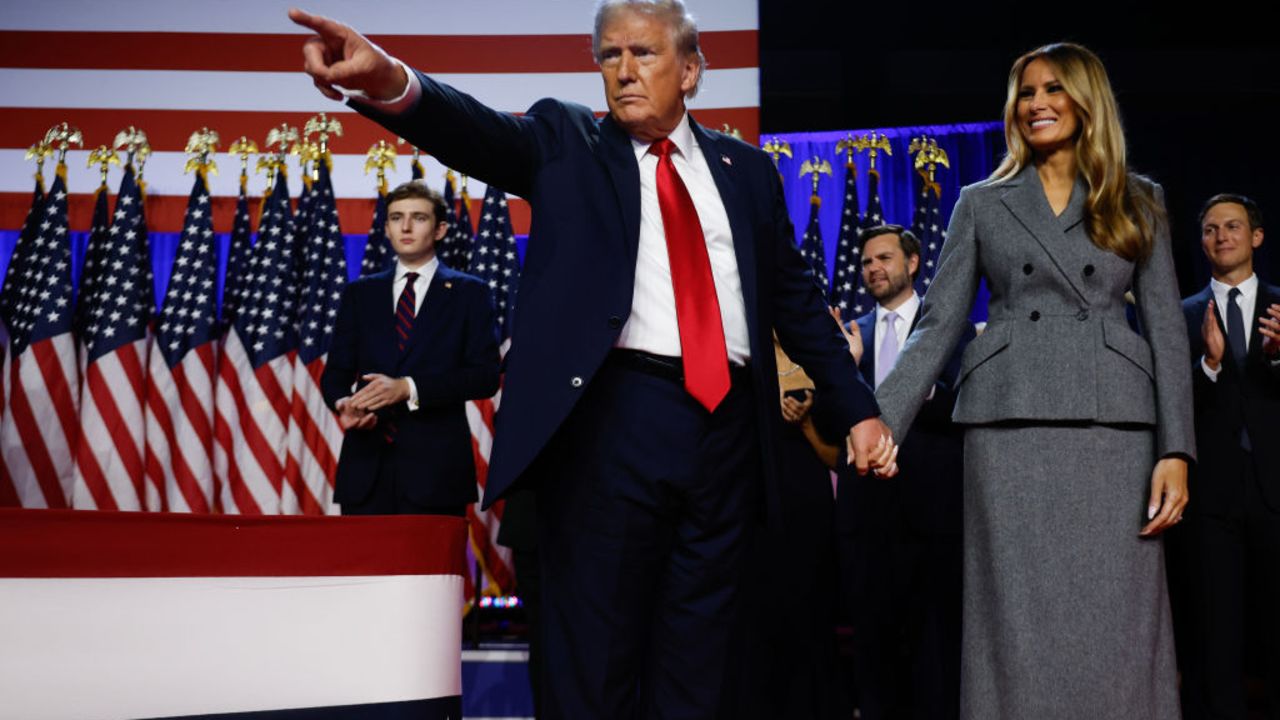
[649,138,730,412]
[386,271,418,443]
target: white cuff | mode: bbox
[341,57,421,114]
[404,377,419,411]
[1200,356,1221,382]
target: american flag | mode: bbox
[214,171,296,515]
[465,184,523,594]
[284,160,345,515]
[73,181,111,339]
[144,170,219,513]
[861,166,885,229]
[71,163,152,511]
[440,172,474,271]
[0,177,45,340]
[828,158,865,314]
[359,181,392,277]
[0,166,79,508]
[913,171,946,294]
[798,193,829,293]
[219,175,253,332]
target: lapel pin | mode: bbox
[721,155,732,166]
[444,281,453,289]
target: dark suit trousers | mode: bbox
[340,454,467,517]
[534,357,760,720]
[1184,460,1280,720]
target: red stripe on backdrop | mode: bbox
[0,107,760,154]
[0,30,758,73]
[0,508,468,578]
[6,360,65,508]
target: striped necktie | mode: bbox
[396,272,419,355]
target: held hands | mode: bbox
[847,417,898,478]
[1139,457,1188,537]
[350,373,411,412]
[1202,300,1225,371]
[288,8,408,101]
[830,307,864,364]
[1261,303,1280,356]
[335,397,377,431]
[779,389,814,425]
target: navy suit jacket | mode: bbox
[320,263,500,508]
[841,305,973,535]
[356,72,878,512]
[1181,281,1280,513]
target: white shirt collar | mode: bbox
[395,255,438,283]
[876,291,920,326]
[1210,272,1258,301]
[630,113,695,162]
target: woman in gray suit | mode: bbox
[876,43,1194,718]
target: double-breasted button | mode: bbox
[1076,309,1090,321]
[570,376,584,388]
[1083,264,1096,277]
[1030,311,1041,321]
[1023,263,1034,275]
[608,315,622,329]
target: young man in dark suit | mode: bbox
[1179,194,1280,719]
[838,225,974,720]
[321,181,500,516]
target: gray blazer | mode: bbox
[877,165,1195,460]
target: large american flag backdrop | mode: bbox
[0,0,760,596]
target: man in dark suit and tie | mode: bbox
[321,181,500,516]
[837,225,973,720]
[291,2,896,716]
[1179,193,1280,719]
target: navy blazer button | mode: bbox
[608,316,622,329]
[1030,311,1041,321]
[1076,309,1090,321]
[570,376,584,388]
[1023,263,1033,275]
[1083,264,1095,277]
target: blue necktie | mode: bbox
[1225,287,1251,451]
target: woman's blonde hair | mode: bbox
[990,42,1161,261]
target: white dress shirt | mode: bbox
[615,113,750,364]
[391,256,439,409]
[873,292,920,367]
[1201,273,1258,382]
[363,71,750,363]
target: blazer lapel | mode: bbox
[598,115,642,268]
[692,117,759,351]
[372,270,398,373]
[396,264,456,371]
[999,166,1090,303]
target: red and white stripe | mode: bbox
[282,356,339,516]
[71,336,149,511]
[143,340,217,513]
[0,334,78,509]
[213,329,291,515]
[0,0,759,234]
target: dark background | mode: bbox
[757,1,1280,296]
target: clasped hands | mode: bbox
[335,373,411,431]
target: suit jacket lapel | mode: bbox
[396,264,456,371]
[999,166,1090,303]
[692,117,759,352]
[372,270,398,373]
[598,115,642,268]
[856,312,876,385]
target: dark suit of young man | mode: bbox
[321,189,500,516]
[1178,194,1280,720]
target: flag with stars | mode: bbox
[73,181,112,340]
[439,172,474,271]
[798,194,829,294]
[142,170,220,514]
[284,160,345,515]
[70,164,153,512]
[913,172,946,295]
[861,167,885,229]
[214,171,297,515]
[829,160,867,315]
[464,184,522,596]
[0,166,80,508]
[359,182,393,277]
[0,179,45,334]
[219,174,254,332]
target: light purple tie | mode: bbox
[876,311,900,388]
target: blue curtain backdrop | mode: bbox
[771,121,1004,321]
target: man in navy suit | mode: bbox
[292,3,896,716]
[838,225,973,720]
[1179,194,1280,719]
[321,181,499,516]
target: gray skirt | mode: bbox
[961,423,1180,720]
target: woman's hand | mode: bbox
[1139,456,1188,537]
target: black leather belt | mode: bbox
[609,349,750,385]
